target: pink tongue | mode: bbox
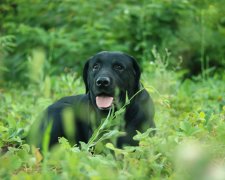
[96,96,113,109]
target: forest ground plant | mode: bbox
[0,49,224,179]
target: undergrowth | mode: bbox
[0,54,225,179]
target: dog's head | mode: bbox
[83,51,141,110]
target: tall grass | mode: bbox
[0,49,224,179]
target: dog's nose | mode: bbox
[96,77,110,87]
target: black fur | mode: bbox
[29,51,155,149]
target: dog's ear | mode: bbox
[127,55,141,91]
[132,57,141,91]
[83,59,90,93]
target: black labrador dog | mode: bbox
[30,51,155,149]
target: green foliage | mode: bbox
[0,0,224,84]
[0,1,225,179]
[0,48,225,179]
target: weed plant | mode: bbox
[0,50,224,179]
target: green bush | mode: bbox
[0,48,225,179]
[0,0,224,84]
[0,2,225,178]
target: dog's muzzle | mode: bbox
[95,76,114,109]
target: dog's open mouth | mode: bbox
[96,95,114,109]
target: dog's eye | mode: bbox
[113,64,124,71]
[93,63,100,71]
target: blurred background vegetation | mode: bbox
[0,0,225,179]
[0,0,224,85]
